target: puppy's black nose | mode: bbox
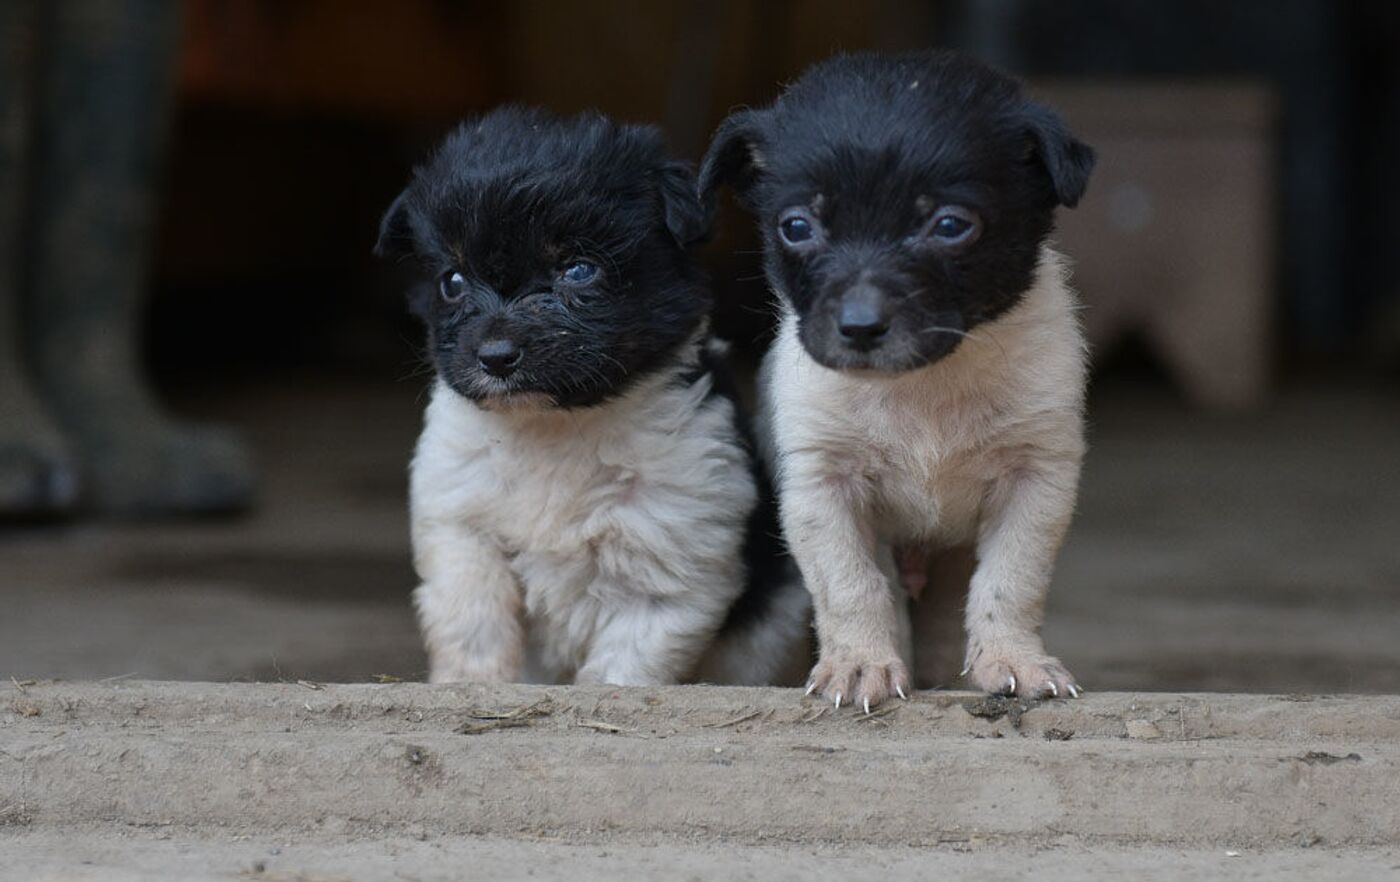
[837,285,890,349]
[477,339,523,378]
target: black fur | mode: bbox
[377,107,711,408]
[700,50,1095,373]
[377,106,794,645]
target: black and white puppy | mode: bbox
[377,108,809,687]
[701,50,1094,709]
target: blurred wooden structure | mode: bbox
[1041,82,1277,410]
[179,0,500,116]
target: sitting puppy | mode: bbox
[700,51,1095,709]
[376,108,809,687]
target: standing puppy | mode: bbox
[701,51,1094,709]
[378,108,809,687]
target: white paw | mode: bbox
[965,648,1079,700]
[806,652,912,711]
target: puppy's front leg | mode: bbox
[784,467,911,710]
[413,521,524,684]
[575,592,725,687]
[964,457,1082,699]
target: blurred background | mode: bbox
[1,0,1396,692]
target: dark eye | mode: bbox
[561,260,599,284]
[439,270,468,302]
[926,206,981,246]
[778,210,817,247]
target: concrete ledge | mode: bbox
[3,681,1398,848]
[4,830,1399,882]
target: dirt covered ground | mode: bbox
[3,681,1400,880]
[2,380,1399,878]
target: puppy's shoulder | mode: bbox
[998,246,1089,409]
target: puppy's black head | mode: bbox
[700,51,1094,372]
[377,107,711,408]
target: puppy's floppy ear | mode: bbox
[1021,100,1096,208]
[374,188,414,259]
[656,161,709,247]
[698,110,766,214]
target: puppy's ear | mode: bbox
[656,161,709,247]
[698,110,766,214]
[1021,101,1096,208]
[374,189,414,259]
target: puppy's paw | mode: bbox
[806,652,912,712]
[966,649,1079,700]
[426,650,519,685]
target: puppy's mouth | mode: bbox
[450,372,558,411]
[798,307,967,374]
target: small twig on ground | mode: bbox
[9,677,34,694]
[576,717,646,737]
[798,707,829,724]
[576,718,627,734]
[466,697,555,722]
[372,674,404,683]
[703,709,761,729]
[296,680,324,691]
[455,698,556,734]
[98,672,136,683]
[856,704,899,723]
[457,718,533,735]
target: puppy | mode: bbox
[376,108,809,687]
[700,51,1094,709]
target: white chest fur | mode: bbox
[410,369,755,682]
[759,247,1088,547]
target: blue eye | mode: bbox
[934,216,971,238]
[440,270,467,302]
[926,206,981,246]
[779,211,818,246]
[561,260,598,284]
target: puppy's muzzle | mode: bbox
[477,338,523,378]
[837,284,891,351]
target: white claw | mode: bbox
[833,692,842,709]
[1008,675,1017,694]
[959,663,971,677]
[1047,682,1058,697]
[1068,684,1082,698]
[896,685,907,700]
[863,698,870,715]
[805,682,817,696]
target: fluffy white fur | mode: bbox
[412,343,790,686]
[760,246,1087,708]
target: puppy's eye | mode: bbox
[926,206,982,247]
[439,270,468,302]
[778,209,820,248]
[561,260,599,284]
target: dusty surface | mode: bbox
[1,379,1398,878]
[5,831,1399,882]
[3,681,1400,879]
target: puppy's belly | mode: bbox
[501,485,746,680]
[877,463,986,549]
[512,548,602,681]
